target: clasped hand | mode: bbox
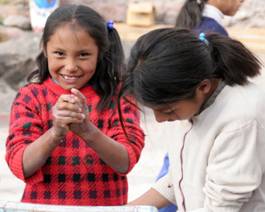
[52,88,96,140]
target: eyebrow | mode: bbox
[50,47,91,52]
[161,108,176,113]
[158,104,179,113]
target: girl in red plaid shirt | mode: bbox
[5,4,144,206]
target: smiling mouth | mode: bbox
[60,74,81,83]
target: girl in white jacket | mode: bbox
[120,28,265,212]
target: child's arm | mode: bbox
[6,87,85,179]
[21,127,64,178]
[70,88,145,174]
[79,124,130,173]
[69,88,131,173]
[22,94,85,177]
[128,188,171,209]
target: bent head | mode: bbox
[121,28,260,123]
[145,79,218,122]
[123,28,218,122]
[122,27,260,122]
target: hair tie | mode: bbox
[199,32,209,45]
[107,20,114,31]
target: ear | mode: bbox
[196,79,212,96]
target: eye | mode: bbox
[53,51,64,57]
[162,110,176,115]
[79,52,90,59]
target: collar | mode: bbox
[44,77,95,97]
[198,80,226,115]
[203,4,224,26]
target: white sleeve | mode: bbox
[152,173,176,205]
[191,120,263,212]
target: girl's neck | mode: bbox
[203,4,224,26]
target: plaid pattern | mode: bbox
[6,78,145,206]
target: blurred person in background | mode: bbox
[29,0,60,32]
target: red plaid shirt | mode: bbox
[6,78,144,206]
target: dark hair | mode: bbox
[175,0,207,29]
[28,4,125,111]
[120,28,261,106]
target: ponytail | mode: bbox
[27,47,49,83]
[175,0,207,29]
[206,33,261,85]
[106,27,125,81]
[92,26,125,111]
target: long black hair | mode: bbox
[28,4,125,111]
[175,0,207,29]
[120,28,261,106]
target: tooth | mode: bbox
[63,75,77,80]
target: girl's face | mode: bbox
[208,0,244,16]
[146,79,218,122]
[45,23,99,90]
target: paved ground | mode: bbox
[0,24,265,203]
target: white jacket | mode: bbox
[153,83,265,212]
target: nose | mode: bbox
[153,111,168,123]
[65,59,78,72]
